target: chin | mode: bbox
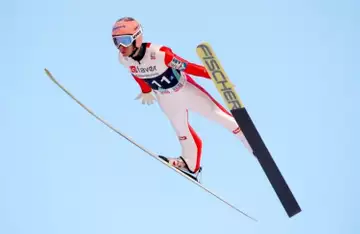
[121,51,130,56]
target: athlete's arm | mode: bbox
[132,74,152,93]
[160,46,211,79]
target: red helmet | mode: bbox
[112,17,143,48]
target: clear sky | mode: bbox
[2,0,359,233]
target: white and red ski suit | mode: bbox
[118,42,252,173]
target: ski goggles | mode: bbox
[112,27,142,48]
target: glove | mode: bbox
[135,92,156,105]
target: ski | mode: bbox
[196,42,302,218]
[44,68,257,222]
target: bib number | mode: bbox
[145,68,181,90]
[151,76,172,88]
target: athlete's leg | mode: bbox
[156,92,202,173]
[184,77,253,154]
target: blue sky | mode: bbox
[2,0,359,233]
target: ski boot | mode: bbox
[158,155,202,182]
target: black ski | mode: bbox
[196,42,302,218]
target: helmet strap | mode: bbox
[129,40,139,57]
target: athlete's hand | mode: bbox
[135,92,156,105]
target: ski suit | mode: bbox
[118,42,252,173]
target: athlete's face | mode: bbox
[119,44,134,57]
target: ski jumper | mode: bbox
[118,43,252,173]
